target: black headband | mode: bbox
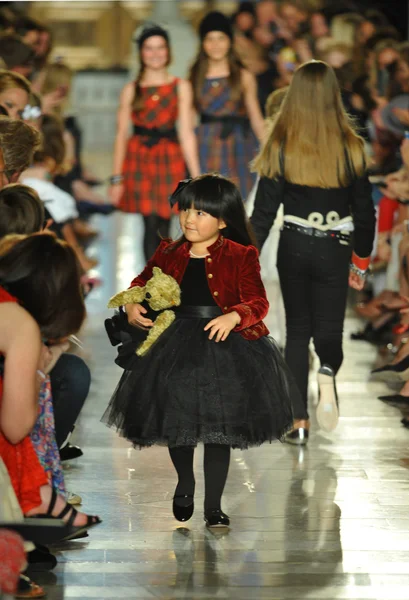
[199,11,233,41]
[136,24,169,50]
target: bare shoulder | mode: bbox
[120,81,136,101]
[0,303,40,351]
[240,68,255,87]
[177,78,192,94]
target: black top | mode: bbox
[180,258,217,306]
[251,174,376,258]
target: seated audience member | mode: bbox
[0,69,31,120]
[14,16,42,52]
[0,233,101,535]
[0,183,91,461]
[0,115,40,187]
[41,61,112,224]
[0,34,35,79]
[21,114,98,272]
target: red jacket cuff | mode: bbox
[352,252,370,271]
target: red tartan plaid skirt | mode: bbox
[118,136,186,219]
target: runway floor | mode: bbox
[36,202,409,600]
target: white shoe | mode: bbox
[316,365,339,432]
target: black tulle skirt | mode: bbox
[102,308,299,449]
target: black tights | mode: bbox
[142,214,170,262]
[168,444,230,511]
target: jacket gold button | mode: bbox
[224,306,228,310]
[207,258,212,263]
[213,291,219,297]
[208,273,213,279]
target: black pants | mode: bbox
[143,215,170,262]
[277,229,351,418]
[50,354,91,448]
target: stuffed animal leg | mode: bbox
[108,286,145,308]
[136,309,176,356]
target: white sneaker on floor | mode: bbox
[67,492,82,505]
[316,365,339,432]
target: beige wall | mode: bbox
[28,1,238,71]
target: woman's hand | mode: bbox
[204,311,241,342]
[125,303,153,328]
[393,107,409,126]
[401,139,409,170]
[44,341,70,374]
[108,183,124,206]
[348,271,365,291]
[400,295,409,314]
[38,344,52,375]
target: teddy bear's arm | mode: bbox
[107,286,145,308]
[136,310,175,356]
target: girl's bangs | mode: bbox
[177,185,221,218]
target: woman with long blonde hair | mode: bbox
[251,60,376,444]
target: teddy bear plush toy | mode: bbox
[107,267,181,356]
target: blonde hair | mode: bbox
[331,13,363,46]
[41,62,73,115]
[253,61,365,188]
[42,62,73,95]
[0,69,31,95]
[317,41,353,66]
[265,86,288,119]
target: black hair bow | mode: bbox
[169,178,192,208]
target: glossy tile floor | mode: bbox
[37,172,409,599]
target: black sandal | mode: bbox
[26,488,101,541]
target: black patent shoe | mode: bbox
[378,394,409,408]
[284,428,309,446]
[172,495,194,522]
[204,509,230,528]
[59,443,83,462]
[372,355,409,382]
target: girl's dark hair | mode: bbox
[0,184,44,238]
[189,44,243,112]
[34,114,65,167]
[173,174,257,248]
[0,233,85,340]
[133,34,172,112]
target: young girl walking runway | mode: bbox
[103,174,303,528]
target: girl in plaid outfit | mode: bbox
[110,24,200,261]
[103,175,302,529]
[189,12,265,201]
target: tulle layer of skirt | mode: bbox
[102,317,299,449]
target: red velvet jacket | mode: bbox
[130,236,270,340]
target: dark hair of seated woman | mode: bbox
[0,233,85,341]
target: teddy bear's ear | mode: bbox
[107,286,144,308]
[152,266,162,276]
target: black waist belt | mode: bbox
[282,222,351,243]
[174,305,222,319]
[200,114,250,139]
[133,125,177,147]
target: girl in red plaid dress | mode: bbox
[110,25,200,261]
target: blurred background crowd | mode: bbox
[0,0,408,598]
